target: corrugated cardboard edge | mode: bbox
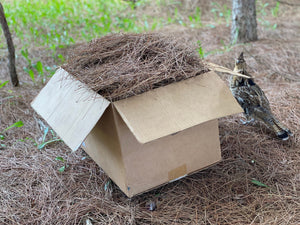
[31,68,110,151]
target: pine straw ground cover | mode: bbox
[1,7,300,225]
[0,79,299,224]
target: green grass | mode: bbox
[2,0,155,83]
[0,0,281,84]
[2,0,207,50]
[3,0,144,48]
[257,0,280,29]
[211,2,231,27]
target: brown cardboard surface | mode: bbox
[83,105,127,192]
[31,68,110,151]
[112,106,221,197]
[113,71,243,144]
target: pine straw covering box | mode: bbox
[31,33,242,197]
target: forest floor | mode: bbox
[0,0,299,224]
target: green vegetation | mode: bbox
[0,0,281,84]
[211,2,231,27]
[4,0,130,47]
[55,156,69,172]
[0,80,9,89]
[251,178,271,189]
[189,7,203,28]
[37,127,61,150]
[0,120,24,148]
[257,0,280,29]
[2,120,24,133]
[197,41,205,59]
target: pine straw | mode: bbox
[62,33,208,101]
[0,81,299,224]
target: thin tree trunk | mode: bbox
[0,2,19,86]
[231,0,258,44]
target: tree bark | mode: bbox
[231,0,258,44]
[0,2,19,86]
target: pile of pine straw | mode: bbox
[62,33,208,101]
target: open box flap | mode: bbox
[31,68,110,151]
[113,71,243,144]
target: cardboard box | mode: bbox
[31,68,242,197]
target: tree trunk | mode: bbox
[231,0,258,44]
[0,3,19,86]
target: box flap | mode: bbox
[31,68,110,151]
[113,71,243,144]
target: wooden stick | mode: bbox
[205,62,251,79]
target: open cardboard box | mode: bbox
[31,68,242,197]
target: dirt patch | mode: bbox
[62,33,207,101]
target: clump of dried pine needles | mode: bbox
[62,33,208,101]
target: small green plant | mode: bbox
[34,61,46,84]
[21,48,53,83]
[38,127,61,149]
[211,2,231,26]
[257,0,279,29]
[0,80,9,89]
[57,54,65,64]
[189,7,202,28]
[18,137,38,146]
[55,156,69,172]
[2,120,24,133]
[197,41,205,59]
[0,121,24,144]
[21,48,35,82]
[220,39,233,52]
[271,1,280,17]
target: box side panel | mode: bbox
[31,68,110,151]
[113,71,242,144]
[83,105,127,193]
[113,108,221,197]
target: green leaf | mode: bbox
[3,120,24,132]
[42,127,49,143]
[36,61,44,75]
[28,69,35,82]
[0,135,4,140]
[57,54,65,63]
[0,81,9,89]
[58,166,65,172]
[38,138,61,149]
[21,49,28,58]
[251,178,270,188]
[55,156,65,162]
[197,41,205,59]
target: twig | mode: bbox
[205,62,251,78]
